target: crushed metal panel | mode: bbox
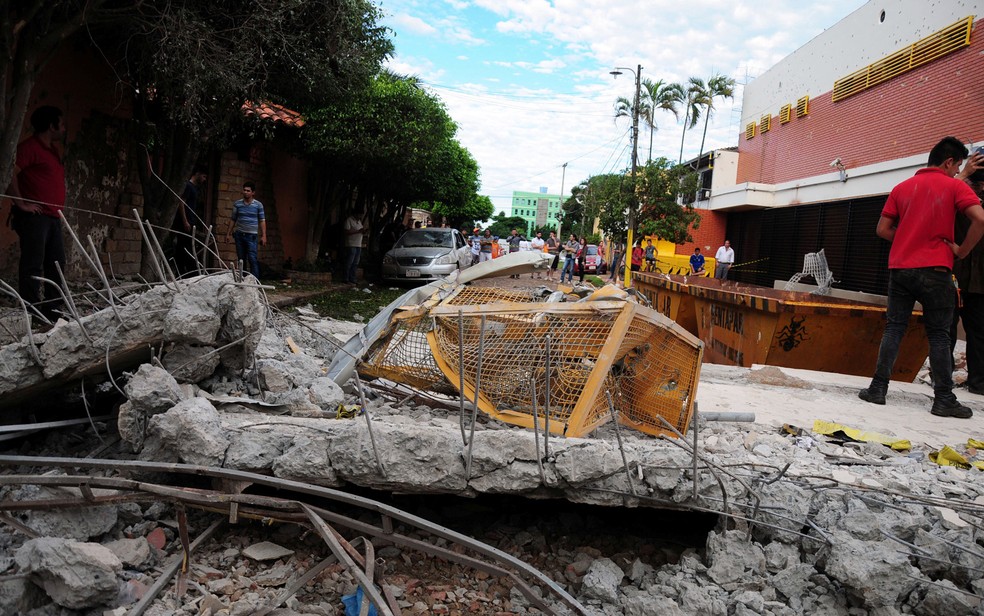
[426,299,703,438]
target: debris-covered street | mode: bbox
[2,250,984,616]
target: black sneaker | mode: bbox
[858,387,886,405]
[930,398,973,419]
[968,386,984,396]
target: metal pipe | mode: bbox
[698,411,755,422]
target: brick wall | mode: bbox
[677,210,728,255]
[214,147,284,273]
[737,18,984,185]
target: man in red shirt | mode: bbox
[8,106,67,322]
[859,137,984,418]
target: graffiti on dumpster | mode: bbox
[709,304,744,334]
[777,316,809,352]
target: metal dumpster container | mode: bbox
[633,271,698,335]
[634,274,928,382]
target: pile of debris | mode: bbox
[2,257,984,614]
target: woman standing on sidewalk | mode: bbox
[561,234,580,284]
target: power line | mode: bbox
[487,128,630,191]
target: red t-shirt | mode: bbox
[882,167,980,269]
[631,247,644,266]
[16,135,66,217]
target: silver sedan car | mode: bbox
[381,228,473,283]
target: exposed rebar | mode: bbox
[354,371,384,476]
[464,315,486,480]
[605,390,637,497]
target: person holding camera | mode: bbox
[951,148,984,395]
[858,137,984,419]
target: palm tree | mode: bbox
[640,79,684,162]
[694,73,737,168]
[614,95,650,168]
[677,77,708,165]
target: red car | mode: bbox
[574,244,607,275]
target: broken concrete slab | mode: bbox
[581,558,624,603]
[15,537,122,609]
[162,342,220,383]
[242,541,294,562]
[144,398,229,466]
[822,531,920,608]
[104,537,153,570]
[0,272,265,410]
[9,484,117,541]
[120,364,188,452]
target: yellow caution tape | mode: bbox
[929,445,972,469]
[335,404,361,419]
[812,420,911,451]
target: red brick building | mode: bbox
[701,2,984,293]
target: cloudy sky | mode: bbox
[379,0,866,215]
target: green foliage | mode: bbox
[102,1,393,137]
[306,286,406,322]
[637,158,701,244]
[432,193,494,228]
[486,213,528,238]
[533,224,557,236]
[569,161,700,246]
[566,174,630,239]
[306,72,485,225]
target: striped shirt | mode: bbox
[231,199,265,235]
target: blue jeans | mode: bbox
[562,255,575,283]
[233,231,260,280]
[345,246,361,283]
[871,267,955,400]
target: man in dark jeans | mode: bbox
[859,137,984,418]
[8,106,67,322]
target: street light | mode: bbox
[611,64,642,288]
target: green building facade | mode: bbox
[510,188,563,236]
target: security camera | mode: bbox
[830,158,842,167]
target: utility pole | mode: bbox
[612,64,642,287]
[557,162,567,237]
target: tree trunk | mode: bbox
[677,105,691,165]
[696,111,711,170]
[648,123,654,163]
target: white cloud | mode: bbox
[386,0,865,212]
[389,13,437,37]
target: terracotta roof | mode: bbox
[241,100,305,128]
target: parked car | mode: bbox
[381,228,473,283]
[574,244,607,275]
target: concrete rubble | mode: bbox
[2,272,984,614]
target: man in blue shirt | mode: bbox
[224,181,266,280]
[690,247,706,275]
